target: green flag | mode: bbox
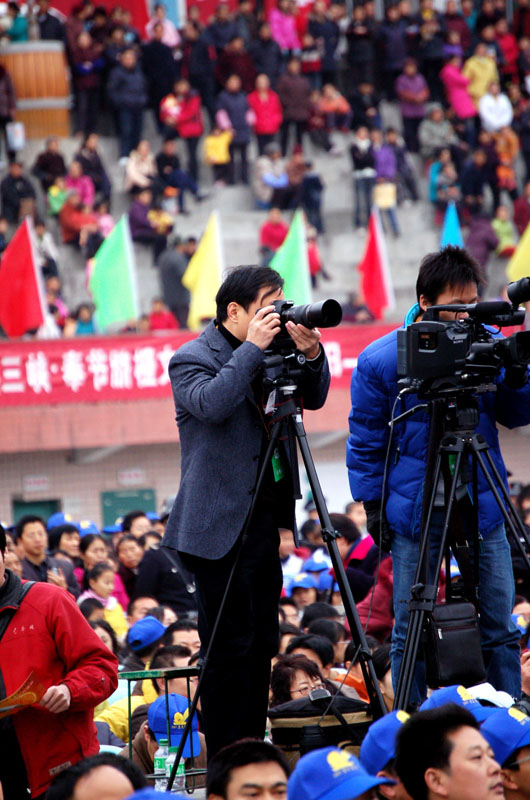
[88,215,139,331]
[270,209,312,304]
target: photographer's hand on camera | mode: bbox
[246,305,282,351]
[286,321,321,359]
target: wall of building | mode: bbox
[0,443,182,526]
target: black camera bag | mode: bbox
[423,601,486,687]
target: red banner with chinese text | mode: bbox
[0,324,396,407]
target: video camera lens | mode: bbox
[274,299,342,329]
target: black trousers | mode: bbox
[181,505,282,759]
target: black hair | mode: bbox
[0,524,5,555]
[344,639,361,665]
[207,739,290,798]
[300,601,339,629]
[79,597,104,620]
[117,533,142,552]
[270,653,323,707]
[126,595,158,616]
[137,531,162,548]
[518,484,530,510]
[87,561,114,583]
[79,532,107,555]
[47,752,147,800]
[279,621,300,639]
[285,633,334,668]
[330,512,361,544]
[89,618,119,655]
[279,597,299,610]
[121,510,149,532]
[372,643,392,680]
[395,704,479,800]
[149,644,192,693]
[161,619,199,645]
[48,523,80,554]
[416,246,484,305]
[308,618,348,646]
[15,514,46,542]
[215,265,284,322]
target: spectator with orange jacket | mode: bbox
[247,74,283,154]
[160,79,204,182]
[0,523,118,799]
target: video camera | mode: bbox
[397,277,530,396]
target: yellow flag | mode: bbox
[182,211,224,330]
[507,223,530,282]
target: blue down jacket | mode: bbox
[346,308,530,540]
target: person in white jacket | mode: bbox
[478,81,513,133]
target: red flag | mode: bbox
[358,208,395,321]
[0,219,45,337]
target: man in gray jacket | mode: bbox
[163,265,330,758]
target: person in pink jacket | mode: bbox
[440,55,476,145]
[247,74,283,154]
[269,0,300,52]
[65,159,95,209]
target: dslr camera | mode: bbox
[397,278,530,396]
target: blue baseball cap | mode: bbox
[288,573,318,596]
[147,693,201,757]
[360,711,410,774]
[146,511,161,522]
[128,616,166,652]
[288,747,394,800]
[47,511,77,530]
[318,572,339,592]
[77,519,100,537]
[512,613,528,636]
[481,708,530,766]
[420,685,495,722]
[304,551,332,573]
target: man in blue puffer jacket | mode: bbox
[347,246,530,706]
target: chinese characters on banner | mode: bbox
[0,326,396,407]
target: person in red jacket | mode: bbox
[159,79,204,182]
[248,73,283,155]
[259,206,288,264]
[0,524,118,800]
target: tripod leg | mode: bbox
[475,446,530,573]
[291,411,387,718]
[394,449,464,710]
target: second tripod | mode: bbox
[394,391,530,711]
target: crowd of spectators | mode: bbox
[3,475,530,796]
[3,0,530,337]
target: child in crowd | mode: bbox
[259,205,288,265]
[320,84,352,131]
[203,125,234,185]
[77,562,127,640]
[34,217,60,278]
[47,175,67,215]
[300,32,322,89]
[492,204,517,256]
[93,200,115,237]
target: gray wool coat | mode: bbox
[163,321,330,560]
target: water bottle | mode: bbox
[166,746,186,792]
[153,738,169,792]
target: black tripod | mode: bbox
[166,351,386,790]
[394,390,530,711]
